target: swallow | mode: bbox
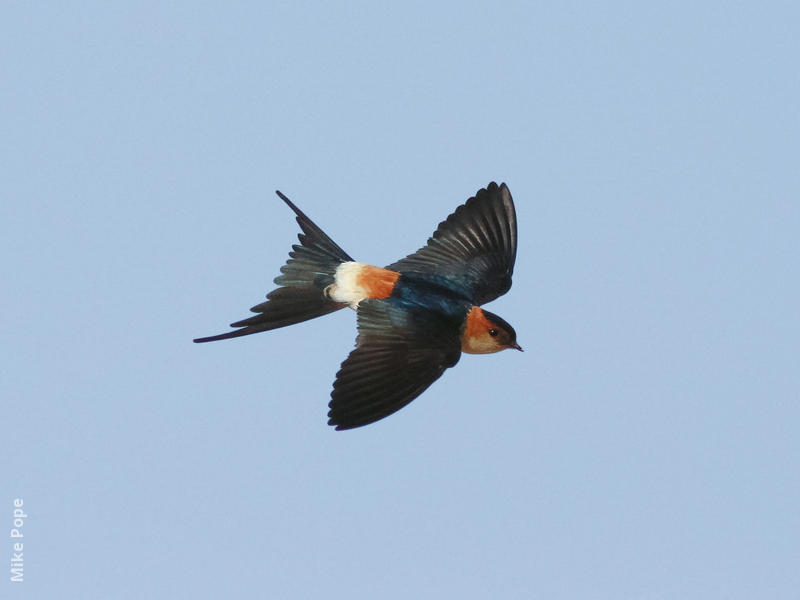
[194,182,521,430]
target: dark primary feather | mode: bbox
[193,191,352,343]
[386,182,517,305]
[328,298,463,430]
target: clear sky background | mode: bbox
[3,2,799,598]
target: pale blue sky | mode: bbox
[3,2,799,598]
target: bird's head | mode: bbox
[461,307,523,354]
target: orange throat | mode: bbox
[461,306,501,354]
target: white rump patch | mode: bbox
[330,262,368,309]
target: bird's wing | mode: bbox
[328,298,463,430]
[386,182,517,305]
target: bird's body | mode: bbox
[195,182,521,429]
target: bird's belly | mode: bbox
[328,262,400,309]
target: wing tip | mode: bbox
[326,411,381,431]
[328,418,356,431]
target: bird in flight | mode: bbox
[194,182,521,430]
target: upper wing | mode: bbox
[386,182,517,305]
[328,299,463,430]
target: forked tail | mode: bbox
[193,191,353,343]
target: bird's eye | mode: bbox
[488,328,498,337]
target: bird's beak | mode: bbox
[512,343,523,352]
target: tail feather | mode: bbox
[193,287,345,343]
[193,191,352,344]
[274,190,353,288]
